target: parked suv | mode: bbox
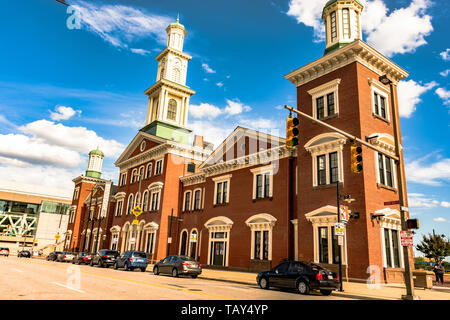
[114,251,148,272]
[256,260,339,295]
[72,252,92,265]
[17,250,31,258]
[46,251,63,261]
[90,249,120,268]
[153,255,202,278]
[0,247,10,257]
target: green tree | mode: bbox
[416,230,450,263]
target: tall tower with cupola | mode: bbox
[143,17,195,145]
[85,147,104,178]
[323,0,363,55]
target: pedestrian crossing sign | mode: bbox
[132,206,143,217]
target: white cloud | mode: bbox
[216,82,224,88]
[50,106,81,121]
[239,118,278,130]
[406,156,450,186]
[440,49,450,61]
[189,103,223,120]
[19,120,124,158]
[397,80,437,117]
[0,114,16,128]
[286,0,434,57]
[434,217,450,223]
[440,69,450,77]
[130,48,151,56]
[224,99,251,116]
[441,201,450,208]
[435,88,450,105]
[202,63,216,74]
[72,1,172,48]
[189,120,235,148]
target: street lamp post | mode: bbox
[167,209,174,256]
[379,75,417,300]
[336,181,343,292]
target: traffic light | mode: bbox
[286,116,299,149]
[351,144,363,173]
[406,219,420,229]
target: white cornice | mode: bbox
[155,47,192,62]
[285,40,409,87]
[144,79,195,97]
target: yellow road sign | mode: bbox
[132,219,139,225]
[132,205,143,217]
[55,234,60,240]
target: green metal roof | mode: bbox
[89,148,104,157]
[324,0,363,8]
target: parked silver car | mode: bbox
[57,251,75,262]
[153,255,202,278]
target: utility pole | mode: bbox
[336,181,343,292]
[167,209,174,256]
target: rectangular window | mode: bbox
[378,153,385,185]
[384,229,392,267]
[343,8,350,38]
[151,192,159,211]
[329,152,339,184]
[331,11,337,42]
[385,156,393,187]
[331,227,340,264]
[146,164,152,179]
[116,200,123,216]
[263,230,269,260]
[316,96,325,119]
[379,153,394,188]
[327,93,335,116]
[380,96,386,119]
[254,231,261,260]
[216,182,223,204]
[319,227,329,264]
[317,155,326,186]
[184,192,191,211]
[155,160,163,175]
[264,173,270,198]
[374,92,379,115]
[374,92,388,120]
[256,174,263,199]
[391,230,400,268]
[222,181,228,203]
[194,190,201,210]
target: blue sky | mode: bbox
[0,0,449,251]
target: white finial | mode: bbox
[177,13,179,23]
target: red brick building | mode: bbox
[67,2,414,283]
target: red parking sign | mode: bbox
[400,231,413,246]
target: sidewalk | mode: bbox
[151,265,449,300]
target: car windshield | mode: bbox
[132,252,147,258]
[304,262,324,271]
[179,256,196,262]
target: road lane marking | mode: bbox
[11,268,23,273]
[28,260,234,300]
[51,281,85,294]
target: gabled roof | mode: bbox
[199,126,285,169]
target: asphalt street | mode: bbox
[0,256,352,300]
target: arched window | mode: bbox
[189,230,198,259]
[172,68,181,83]
[135,192,140,208]
[167,99,177,121]
[146,163,152,179]
[179,230,188,256]
[142,191,149,212]
[139,166,144,181]
[127,194,133,215]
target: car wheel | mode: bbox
[297,281,310,295]
[153,266,159,275]
[191,275,198,279]
[172,268,178,278]
[90,260,94,266]
[320,290,332,296]
[114,262,118,270]
[140,268,146,272]
[124,263,129,271]
[259,277,269,290]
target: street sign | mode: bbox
[129,238,136,244]
[190,233,197,242]
[54,234,60,240]
[113,237,118,244]
[400,231,414,246]
[132,205,143,217]
[132,219,139,225]
[339,205,349,223]
[384,200,400,205]
[401,206,409,212]
[168,237,172,244]
[338,235,344,246]
[334,223,345,236]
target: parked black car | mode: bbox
[256,260,339,295]
[153,255,202,278]
[17,250,31,258]
[46,251,63,261]
[72,252,93,265]
[114,251,148,272]
[90,249,120,267]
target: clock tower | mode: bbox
[143,17,195,145]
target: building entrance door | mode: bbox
[213,242,224,266]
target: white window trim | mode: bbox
[138,166,145,181]
[126,194,133,215]
[251,165,274,199]
[115,200,123,216]
[73,187,80,200]
[144,230,157,255]
[307,78,341,119]
[312,149,344,187]
[142,191,149,212]
[120,172,127,186]
[146,163,152,179]
[178,228,189,256]
[313,224,348,265]
[245,214,277,261]
[212,174,232,205]
[140,141,146,152]
[375,151,397,189]
[188,228,199,259]
[110,233,119,250]
[205,216,233,267]
[131,169,137,184]
[149,190,161,211]
[183,190,192,211]
[154,158,164,176]
[369,79,391,121]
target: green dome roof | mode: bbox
[89,148,104,157]
[324,0,363,8]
